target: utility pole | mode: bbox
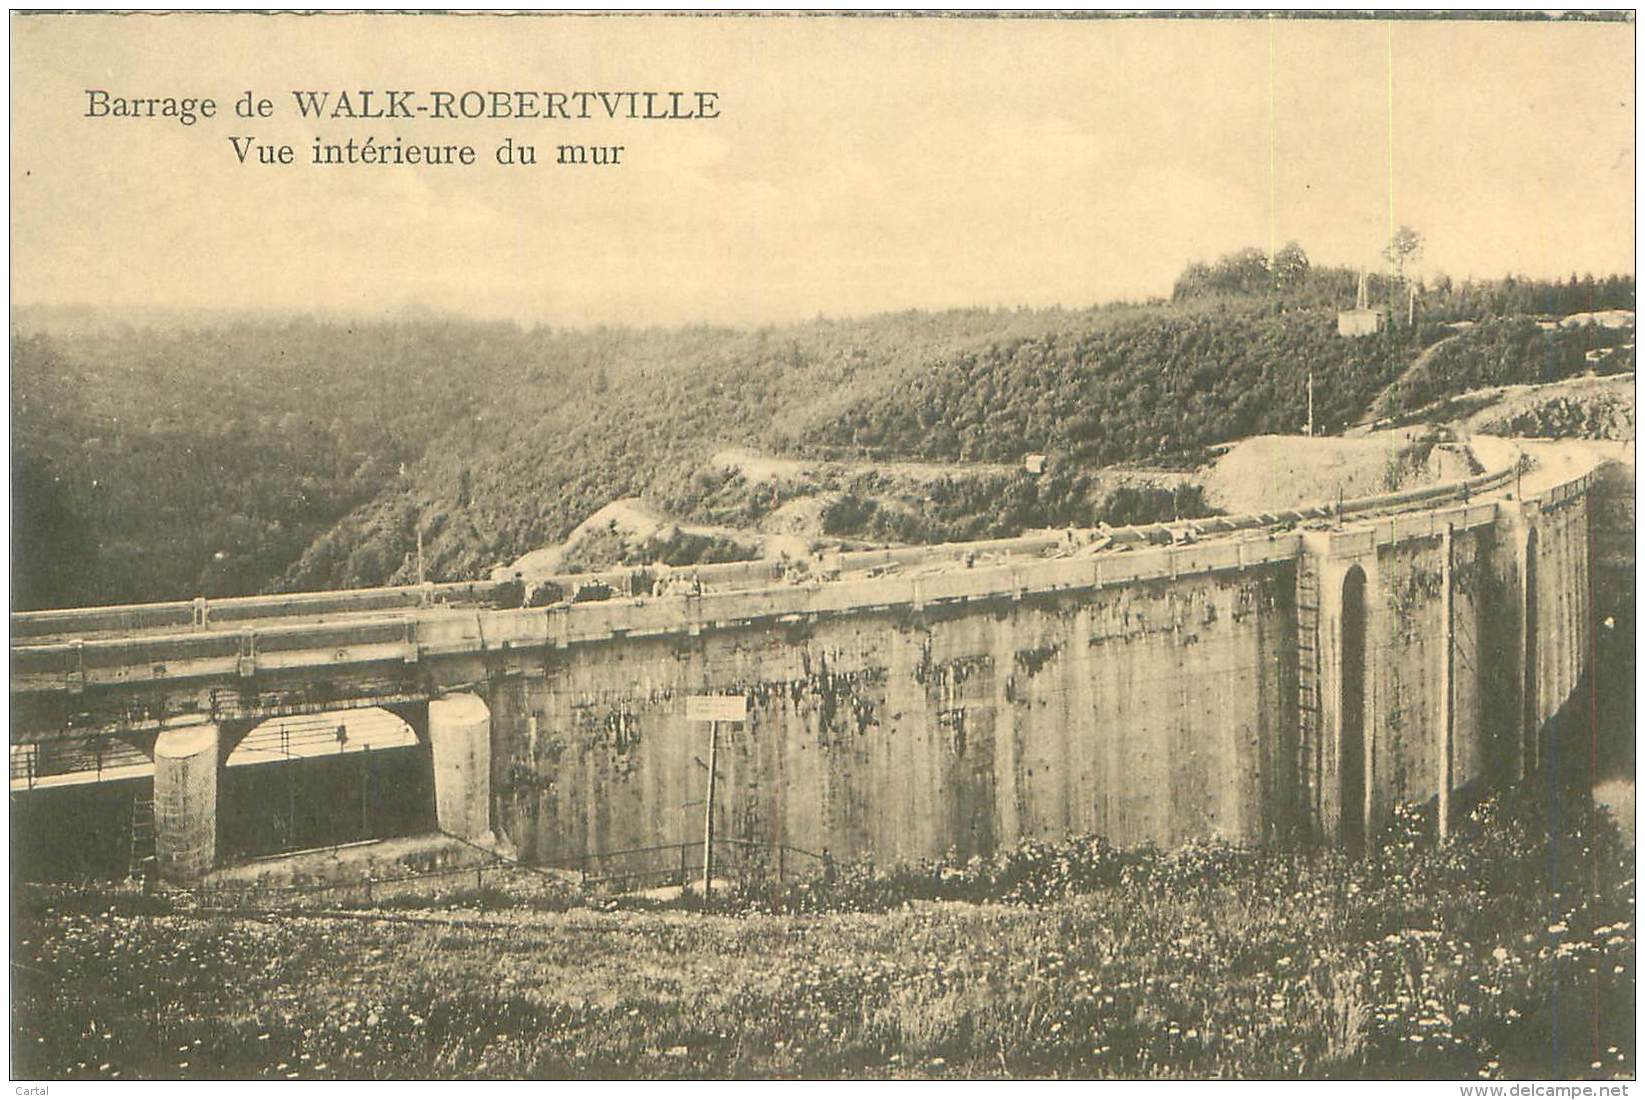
[1306,369,1315,437]
[416,523,425,586]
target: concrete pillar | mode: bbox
[153,716,219,886]
[1500,506,1535,781]
[429,692,491,840]
[1438,525,1455,842]
[1312,530,1377,853]
[1297,535,1331,841]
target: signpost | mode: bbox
[686,694,747,900]
[686,695,749,723]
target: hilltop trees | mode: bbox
[1173,244,1634,321]
[1383,225,1425,284]
[1272,242,1311,291]
[1172,246,1280,300]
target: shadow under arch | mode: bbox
[218,706,436,860]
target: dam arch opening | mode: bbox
[217,706,436,861]
[1340,564,1368,857]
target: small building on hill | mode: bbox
[1338,270,1387,337]
[1338,308,1385,337]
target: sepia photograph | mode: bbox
[6,8,1637,1084]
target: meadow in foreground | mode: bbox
[10,784,1634,1080]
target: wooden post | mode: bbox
[702,720,719,901]
[686,695,746,899]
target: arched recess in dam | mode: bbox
[216,707,436,861]
[1340,564,1368,857]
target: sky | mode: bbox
[10,13,1636,328]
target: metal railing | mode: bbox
[196,856,517,908]
[194,830,573,908]
[10,736,154,790]
[564,837,832,892]
[183,834,830,912]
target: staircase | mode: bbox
[128,792,155,880]
[1295,560,1323,838]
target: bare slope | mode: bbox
[1199,431,1460,515]
[1462,373,1635,442]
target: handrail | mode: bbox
[564,837,832,890]
[196,856,513,901]
[190,829,573,903]
[186,834,827,906]
[565,836,831,868]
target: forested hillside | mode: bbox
[1371,316,1633,420]
[793,304,1397,464]
[11,322,499,608]
[12,257,1632,608]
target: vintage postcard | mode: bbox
[7,9,1636,1085]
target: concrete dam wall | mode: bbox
[9,438,1624,883]
[484,460,1607,868]
[491,563,1300,867]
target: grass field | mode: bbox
[10,785,1634,1081]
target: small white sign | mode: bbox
[686,694,748,723]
